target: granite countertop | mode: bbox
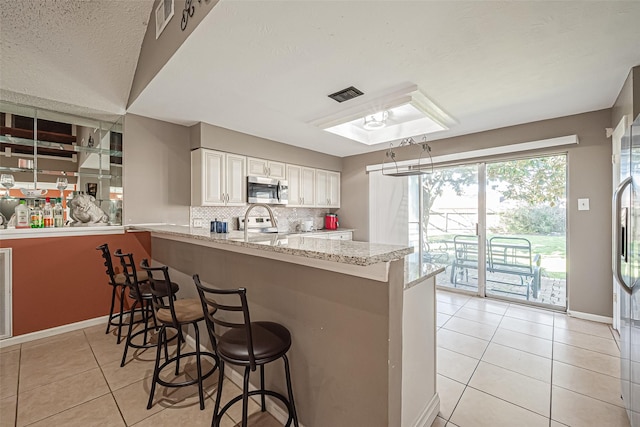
[130,224,412,266]
[404,252,446,289]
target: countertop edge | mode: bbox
[0,225,125,239]
[131,225,413,267]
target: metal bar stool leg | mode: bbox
[120,300,138,367]
[212,361,225,427]
[195,323,205,410]
[147,325,166,409]
[242,366,251,427]
[106,284,117,335]
[260,365,266,411]
[283,354,299,427]
[117,285,126,344]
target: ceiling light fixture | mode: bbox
[309,83,456,146]
[382,135,434,177]
[363,111,389,130]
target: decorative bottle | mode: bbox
[54,198,64,227]
[43,197,54,228]
[30,200,43,228]
[15,199,30,229]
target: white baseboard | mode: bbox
[412,393,440,427]
[184,334,305,427]
[567,310,613,325]
[0,315,109,348]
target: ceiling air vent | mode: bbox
[328,86,364,103]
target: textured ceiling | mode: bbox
[0,0,153,116]
[129,1,640,157]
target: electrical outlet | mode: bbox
[193,218,204,228]
[577,198,590,211]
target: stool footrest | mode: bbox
[154,352,218,388]
[217,389,295,426]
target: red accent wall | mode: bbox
[1,231,151,336]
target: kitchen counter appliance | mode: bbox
[325,213,338,230]
[247,176,288,205]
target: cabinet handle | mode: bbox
[301,197,304,205]
[268,167,271,176]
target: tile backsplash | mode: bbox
[190,206,331,232]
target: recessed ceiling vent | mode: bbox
[328,86,364,103]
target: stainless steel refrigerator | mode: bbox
[614,114,640,426]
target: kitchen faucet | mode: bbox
[244,203,278,241]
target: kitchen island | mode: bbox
[133,225,442,427]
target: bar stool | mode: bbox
[96,243,148,344]
[114,250,179,367]
[193,274,299,427]
[140,259,218,410]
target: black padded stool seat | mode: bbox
[141,260,218,411]
[114,250,180,368]
[218,321,291,363]
[193,275,299,427]
[96,243,149,344]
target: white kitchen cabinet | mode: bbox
[286,164,316,207]
[247,157,286,180]
[315,169,340,208]
[191,148,246,206]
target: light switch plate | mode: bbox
[193,218,204,228]
[578,198,590,211]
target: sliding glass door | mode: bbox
[414,164,480,292]
[413,154,567,309]
[485,156,567,307]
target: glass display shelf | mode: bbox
[0,134,123,157]
[0,166,118,179]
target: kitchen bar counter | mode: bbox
[145,226,439,426]
[131,225,413,282]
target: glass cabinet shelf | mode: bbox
[0,166,117,179]
[0,134,123,157]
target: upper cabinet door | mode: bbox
[267,161,286,180]
[301,167,315,206]
[226,153,247,205]
[192,149,226,206]
[286,164,303,206]
[248,157,269,177]
[315,169,329,207]
[248,157,286,180]
[314,169,340,208]
[328,171,340,208]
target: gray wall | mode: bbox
[128,0,219,106]
[194,122,343,172]
[340,109,613,318]
[123,113,191,225]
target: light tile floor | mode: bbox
[0,291,631,427]
[431,289,631,427]
[0,323,281,427]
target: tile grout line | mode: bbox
[19,331,116,427]
[83,328,131,426]
[444,297,510,424]
[13,344,21,427]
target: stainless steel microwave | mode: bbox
[247,176,288,205]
